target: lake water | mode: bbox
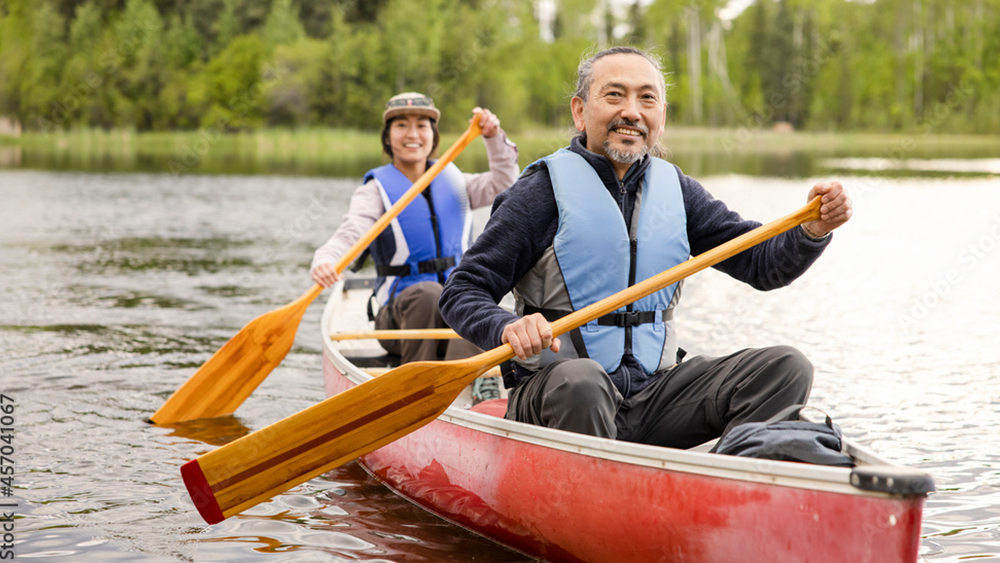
[1,151,999,561]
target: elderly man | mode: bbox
[439,46,852,449]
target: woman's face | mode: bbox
[389,115,434,168]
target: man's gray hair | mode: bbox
[574,46,669,102]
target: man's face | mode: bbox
[571,54,666,175]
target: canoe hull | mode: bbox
[321,282,927,563]
[323,353,923,563]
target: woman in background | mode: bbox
[311,92,518,402]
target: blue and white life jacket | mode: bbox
[365,162,472,305]
[517,149,689,376]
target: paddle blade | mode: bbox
[150,286,323,424]
[156,117,483,425]
[182,349,507,524]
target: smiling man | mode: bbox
[571,49,665,176]
[439,46,852,448]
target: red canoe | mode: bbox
[322,280,933,563]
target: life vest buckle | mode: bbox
[597,309,673,328]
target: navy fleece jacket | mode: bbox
[439,137,831,396]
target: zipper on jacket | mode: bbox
[422,190,446,284]
[619,172,639,397]
[623,237,638,360]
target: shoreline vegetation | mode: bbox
[3,127,1000,178]
[4,1,1000,137]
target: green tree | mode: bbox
[762,0,794,124]
[105,0,165,130]
[59,1,111,127]
[262,0,305,47]
[164,12,201,68]
[211,0,239,56]
[0,0,31,121]
[264,38,327,126]
[3,0,1000,134]
[200,34,267,130]
[21,2,68,128]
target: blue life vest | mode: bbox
[545,149,689,375]
[365,162,472,305]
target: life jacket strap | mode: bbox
[596,309,673,328]
[521,306,569,322]
[522,306,673,327]
[375,256,456,277]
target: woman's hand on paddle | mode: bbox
[502,313,561,360]
[472,107,501,138]
[802,181,852,238]
[311,263,343,288]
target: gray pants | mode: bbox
[506,346,813,450]
[375,281,480,363]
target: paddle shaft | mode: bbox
[182,197,821,523]
[150,115,483,424]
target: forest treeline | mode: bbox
[1,0,999,135]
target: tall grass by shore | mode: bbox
[3,127,1000,177]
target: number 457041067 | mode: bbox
[1,394,13,483]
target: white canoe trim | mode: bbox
[321,280,912,501]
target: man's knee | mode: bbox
[546,359,616,403]
[535,359,619,437]
[768,345,814,393]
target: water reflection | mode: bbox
[192,463,532,562]
[8,148,385,178]
[50,236,259,276]
[160,416,252,446]
[824,157,1000,175]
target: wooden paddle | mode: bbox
[150,114,484,425]
[181,197,821,524]
[330,328,461,341]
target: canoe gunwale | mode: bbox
[320,279,933,502]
